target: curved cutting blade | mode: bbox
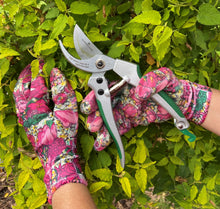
[74,24,103,59]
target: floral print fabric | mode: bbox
[13,61,87,204]
[81,67,212,151]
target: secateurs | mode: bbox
[59,24,196,168]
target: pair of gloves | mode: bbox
[13,61,212,203]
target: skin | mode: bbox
[52,183,97,209]
[52,89,220,209]
[201,89,220,136]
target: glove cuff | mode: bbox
[43,154,87,204]
[181,80,212,125]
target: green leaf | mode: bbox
[46,8,59,19]
[92,168,113,181]
[0,58,10,82]
[107,42,125,58]
[0,47,20,59]
[18,171,30,191]
[80,134,94,161]
[98,151,112,167]
[133,139,148,164]
[207,174,216,190]
[31,59,40,79]
[55,0,66,12]
[190,185,198,201]
[135,168,147,193]
[89,181,110,193]
[26,193,47,209]
[70,2,99,15]
[174,140,184,156]
[116,154,124,173]
[32,157,42,170]
[169,155,184,166]
[119,177,131,198]
[41,39,57,51]
[131,10,161,25]
[194,161,202,181]
[15,27,37,37]
[197,3,220,25]
[197,185,208,205]
[117,2,132,14]
[129,44,141,63]
[153,26,172,61]
[50,14,68,39]
[182,16,197,28]
[32,176,46,195]
[4,152,13,168]
[157,157,169,166]
[142,0,152,11]
[88,28,110,42]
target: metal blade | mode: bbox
[74,24,103,59]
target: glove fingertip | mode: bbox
[80,91,98,114]
[94,127,112,151]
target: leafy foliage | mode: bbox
[0,0,220,208]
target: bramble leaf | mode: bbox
[70,2,99,14]
[197,3,220,25]
[119,177,131,198]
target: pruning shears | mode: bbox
[59,24,196,168]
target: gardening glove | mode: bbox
[13,61,87,204]
[80,67,212,151]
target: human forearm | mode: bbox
[201,88,220,135]
[52,183,97,209]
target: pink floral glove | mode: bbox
[13,61,87,204]
[80,67,212,151]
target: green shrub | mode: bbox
[0,0,220,208]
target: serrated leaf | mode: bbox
[41,39,57,51]
[190,185,198,201]
[117,2,131,14]
[32,157,42,170]
[194,162,201,181]
[107,41,125,58]
[32,176,46,195]
[135,168,147,193]
[18,171,30,191]
[89,181,110,193]
[92,168,112,181]
[157,157,169,166]
[207,174,216,190]
[153,26,172,61]
[0,58,10,82]
[182,16,197,28]
[116,154,124,173]
[15,27,37,37]
[26,193,47,209]
[131,10,161,25]
[197,3,220,26]
[70,2,99,15]
[98,151,112,167]
[31,59,40,79]
[80,134,94,161]
[133,139,148,164]
[88,28,110,42]
[55,0,66,12]
[0,47,20,59]
[50,14,68,39]
[197,185,208,205]
[169,155,184,166]
[119,177,131,198]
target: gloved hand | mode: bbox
[13,61,87,204]
[80,67,212,151]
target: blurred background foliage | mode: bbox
[0,0,220,208]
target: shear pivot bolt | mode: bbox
[96,59,105,69]
[96,78,103,84]
[98,89,104,95]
